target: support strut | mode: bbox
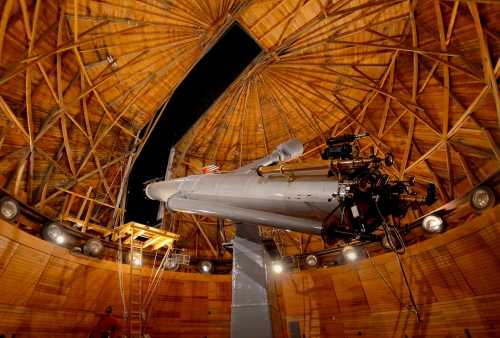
[231,223,275,338]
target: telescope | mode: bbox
[145,133,436,245]
[145,133,437,338]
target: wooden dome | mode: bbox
[0,0,499,269]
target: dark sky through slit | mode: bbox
[125,24,261,226]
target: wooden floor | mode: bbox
[1,205,500,337]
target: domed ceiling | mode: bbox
[0,0,498,259]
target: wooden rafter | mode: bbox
[190,214,218,257]
[467,2,500,127]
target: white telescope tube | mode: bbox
[145,139,336,234]
[167,197,322,235]
[146,172,338,220]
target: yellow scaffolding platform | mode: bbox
[112,221,179,250]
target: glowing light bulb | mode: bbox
[199,261,213,274]
[422,215,444,233]
[305,255,318,267]
[272,262,284,274]
[0,198,19,220]
[342,245,358,262]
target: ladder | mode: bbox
[128,231,143,338]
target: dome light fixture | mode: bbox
[130,252,143,267]
[0,197,20,221]
[83,238,104,258]
[469,186,495,211]
[421,214,444,233]
[55,235,65,244]
[271,261,284,274]
[199,260,213,274]
[165,258,179,271]
[342,245,358,262]
[305,254,318,267]
[42,222,66,245]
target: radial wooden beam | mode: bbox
[406,58,500,173]
[467,2,500,128]
[275,60,397,157]
[0,0,14,62]
[452,144,476,187]
[255,79,270,154]
[190,214,218,257]
[329,39,458,56]
[484,127,500,162]
[202,79,248,162]
[264,73,324,141]
[36,152,131,207]
[56,4,77,178]
[400,0,417,180]
[434,0,454,198]
[0,19,113,85]
[57,188,122,210]
[0,96,30,143]
[279,0,407,56]
[329,40,482,81]
[0,121,12,151]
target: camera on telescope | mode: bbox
[321,132,369,160]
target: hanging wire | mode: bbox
[394,249,421,321]
[117,236,128,321]
[143,248,170,327]
[144,247,170,306]
[114,190,129,322]
[365,248,404,306]
[143,246,173,327]
[146,250,160,294]
[374,196,421,321]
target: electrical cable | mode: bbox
[394,250,421,322]
[375,198,406,255]
[365,248,404,307]
[146,250,159,296]
[143,246,172,328]
[116,237,128,321]
[374,196,421,321]
[144,247,170,306]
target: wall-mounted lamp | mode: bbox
[199,260,213,274]
[42,222,66,245]
[305,254,318,267]
[0,197,20,221]
[130,252,143,267]
[342,245,358,262]
[469,186,495,211]
[271,261,284,274]
[84,238,104,258]
[421,214,444,233]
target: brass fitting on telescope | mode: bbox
[257,154,393,177]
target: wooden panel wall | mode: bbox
[276,205,500,338]
[0,220,232,338]
[1,205,500,337]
